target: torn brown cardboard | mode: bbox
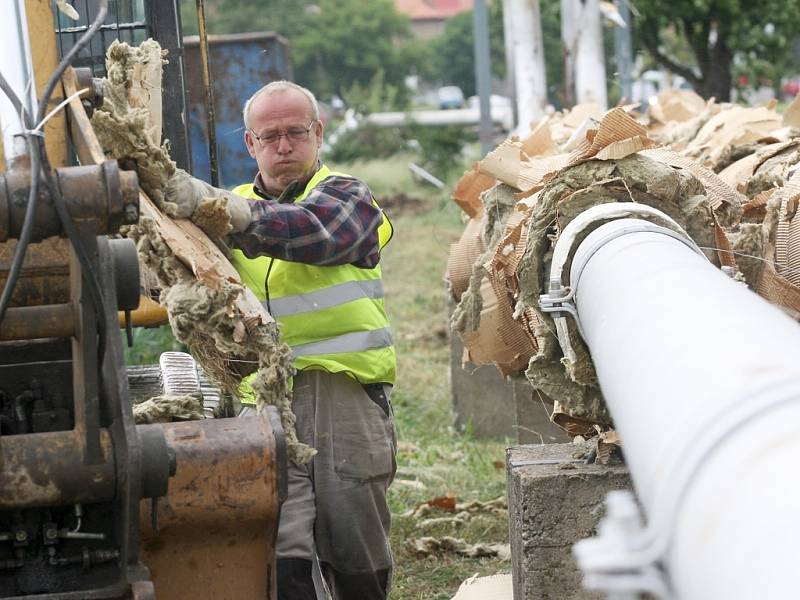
[565,107,656,167]
[452,165,495,217]
[649,89,708,124]
[461,278,536,376]
[684,104,784,166]
[561,101,605,129]
[783,93,800,128]
[520,116,557,157]
[446,217,487,301]
[478,139,528,190]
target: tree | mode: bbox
[426,2,506,97]
[291,0,416,106]
[179,0,311,38]
[632,0,800,101]
[179,0,417,108]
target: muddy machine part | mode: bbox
[0,151,175,598]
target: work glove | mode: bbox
[163,169,252,234]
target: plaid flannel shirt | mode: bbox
[231,170,383,268]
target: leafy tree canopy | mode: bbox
[632,0,800,101]
[425,2,506,98]
[179,0,417,108]
[291,0,416,106]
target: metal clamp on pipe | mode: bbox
[539,203,702,361]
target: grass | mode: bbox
[334,157,513,599]
[127,154,513,599]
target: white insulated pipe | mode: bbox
[566,217,800,598]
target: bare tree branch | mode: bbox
[640,36,702,88]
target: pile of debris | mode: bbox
[447,90,800,436]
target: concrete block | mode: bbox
[513,381,570,445]
[450,328,516,438]
[449,330,570,443]
[507,443,632,600]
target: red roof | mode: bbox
[395,0,473,21]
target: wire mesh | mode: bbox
[54,0,148,76]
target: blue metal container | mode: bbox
[183,32,293,188]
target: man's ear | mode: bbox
[315,119,324,149]
[244,130,257,159]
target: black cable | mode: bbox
[34,1,110,364]
[0,133,41,325]
[0,71,32,130]
[0,66,39,325]
[38,140,107,363]
[0,1,110,362]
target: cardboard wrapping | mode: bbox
[485,209,541,347]
[683,104,784,166]
[641,147,741,209]
[451,165,495,217]
[461,278,536,376]
[782,93,800,128]
[459,208,540,377]
[446,217,486,301]
[648,89,708,125]
[717,140,800,192]
[565,107,655,166]
[774,169,800,287]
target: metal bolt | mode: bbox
[14,530,27,542]
[45,528,58,540]
[124,203,139,224]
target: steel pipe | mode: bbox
[0,429,115,509]
[564,217,800,598]
[0,161,139,242]
[0,302,74,340]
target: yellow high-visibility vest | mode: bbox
[231,165,396,403]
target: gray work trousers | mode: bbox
[241,370,396,599]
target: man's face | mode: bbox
[244,89,324,196]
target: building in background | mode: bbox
[395,0,473,38]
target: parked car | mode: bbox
[437,86,465,109]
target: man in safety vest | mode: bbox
[165,81,396,600]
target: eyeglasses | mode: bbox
[249,121,316,147]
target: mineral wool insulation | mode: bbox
[456,154,750,425]
[450,96,800,429]
[92,40,313,463]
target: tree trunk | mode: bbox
[505,0,548,133]
[561,0,608,109]
[706,38,733,102]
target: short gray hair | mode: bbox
[243,81,320,129]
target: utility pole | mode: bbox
[614,0,633,102]
[473,0,493,155]
[503,0,547,136]
[561,0,607,109]
[502,0,516,125]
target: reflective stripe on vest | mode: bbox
[291,327,393,358]
[266,279,385,317]
[231,164,396,399]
